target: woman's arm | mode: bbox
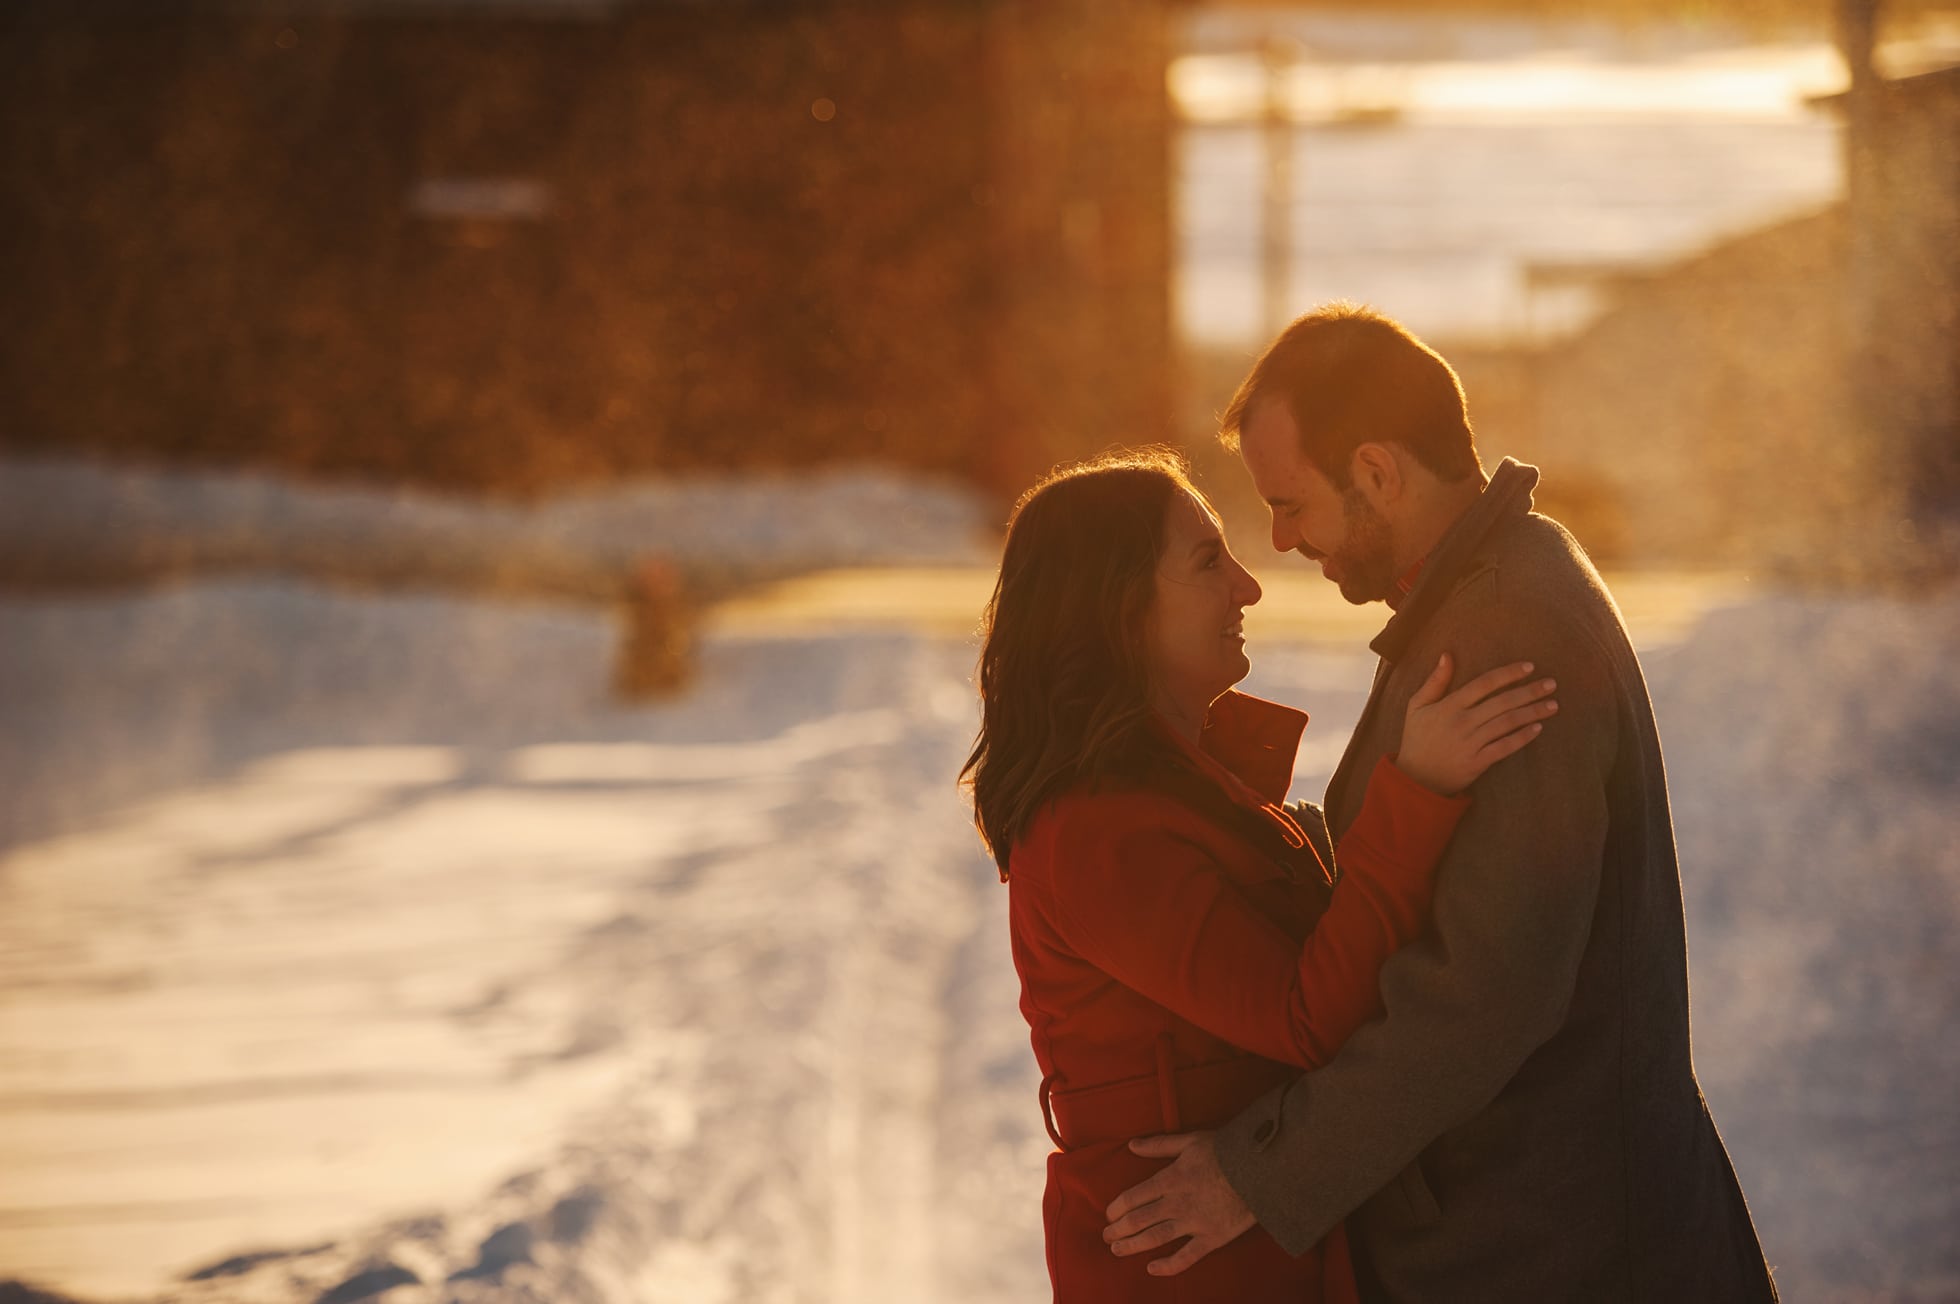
[1028,755,1466,1070]
[1027,658,1555,1069]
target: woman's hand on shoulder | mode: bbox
[1396,653,1558,796]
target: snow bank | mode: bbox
[0,458,995,598]
[0,592,1041,1301]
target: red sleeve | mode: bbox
[1031,758,1469,1070]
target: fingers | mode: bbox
[1405,652,1454,711]
[1103,1132,1197,1223]
[1108,1214,1186,1257]
[1146,1236,1221,1277]
[1472,697,1558,746]
[1104,1169,1171,1224]
[1465,681,1558,736]
[1476,719,1544,763]
[1445,660,1536,709]
[1103,1201,1168,1245]
[1127,1132,1199,1160]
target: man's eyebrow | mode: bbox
[1262,496,1296,509]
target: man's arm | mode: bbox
[1210,593,1620,1254]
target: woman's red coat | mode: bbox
[1006,690,1468,1302]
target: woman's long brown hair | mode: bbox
[960,449,1206,877]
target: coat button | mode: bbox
[1253,1119,1277,1149]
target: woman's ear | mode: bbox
[1350,442,1404,506]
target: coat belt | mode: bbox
[1040,1038,1293,1152]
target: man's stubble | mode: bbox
[1327,487,1399,606]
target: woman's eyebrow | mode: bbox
[1190,537,1222,560]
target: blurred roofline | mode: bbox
[1175,0,1951,14]
[33,0,1957,14]
[1808,58,1960,105]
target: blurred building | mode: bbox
[1500,209,1863,567]
[0,0,1173,499]
[1842,61,1960,524]
[1475,58,1958,572]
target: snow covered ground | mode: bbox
[1,470,1956,1302]
[0,588,1037,1304]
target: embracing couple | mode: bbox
[962,304,1777,1301]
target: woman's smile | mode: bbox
[1144,492,1264,738]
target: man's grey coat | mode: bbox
[1216,459,1776,1301]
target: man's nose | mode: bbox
[1270,514,1298,554]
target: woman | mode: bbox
[961,450,1557,1301]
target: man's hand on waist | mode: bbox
[1103,1131,1257,1276]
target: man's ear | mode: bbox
[1350,442,1404,506]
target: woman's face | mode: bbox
[1143,492,1263,721]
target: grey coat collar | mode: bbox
[1369,458,1540,663]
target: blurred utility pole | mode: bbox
[1835,0,1879,341]
[1835,0,1878,97]
[1261,36,1298,336]
[1834,0,1889,503]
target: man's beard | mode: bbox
[1328,487,1399,605]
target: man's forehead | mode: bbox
[1240,399,1306,463]
[1239,405,1324,491]
[1242,394,1295,437]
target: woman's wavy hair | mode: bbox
[961,448,1209,877]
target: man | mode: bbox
[1101,304,1776,1300]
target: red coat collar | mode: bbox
[1148,690,1326,886]
[1184,690,1309,807]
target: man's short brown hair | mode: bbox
[1220,302,1484,489]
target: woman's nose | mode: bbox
[1236,563,1262,607]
